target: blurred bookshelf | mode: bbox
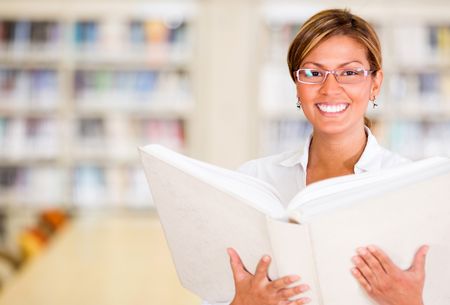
[258,2,450,159]
[0,2,197,211]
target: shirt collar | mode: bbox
[279,133,312,170]
[354,126,383,173]
[278,126,383,173]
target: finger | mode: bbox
[367,245,396,274]
[227,248,250,282]
[351,267,372,293]
[287,296,311,304]
[254,255,271,282]
[352,255,377,285]
[278,284,310,299]
[270,275,301,290]
[357,247,386,275]
[409,245,429,274]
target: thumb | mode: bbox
[227,248,250,283]
[409,245,429,274]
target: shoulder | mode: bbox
[238,149,301,177]
[377,145,412,169]
[359,126,412,171]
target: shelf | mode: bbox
[0,156,60,165]
[0,4,195,210]
[71,153,139,165]
[72,50,192,68]
[75,102,193,117]
[0,2,199,20]
[0,52,62,66]
[0,105,59,116]
[388,105,450,122]
[261,1,450,23]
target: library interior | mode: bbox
[0,0,449,304]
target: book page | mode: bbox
[141,145,286,218]
[266,217,322,305]
[287,157,450,222]
[306,172,450,305]
[140,148,284,302]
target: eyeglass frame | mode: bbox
[293,67,375,85]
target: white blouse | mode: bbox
[201,127,410,305]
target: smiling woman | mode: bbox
[202,8,429,305]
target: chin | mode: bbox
[312,121,363,136]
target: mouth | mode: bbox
[316,103,349,115]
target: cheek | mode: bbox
[296,84,372,105]
[344,85,371,104]
[296,85,315,102]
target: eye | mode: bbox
[304,69,323,77]
[342,69,359,76]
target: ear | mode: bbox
[370,69,383,98]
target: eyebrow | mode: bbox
[302,61,364,68]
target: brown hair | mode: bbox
[287,8,381,128]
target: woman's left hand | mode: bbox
[351,244,429,305]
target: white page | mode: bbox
[287,157,450,222]
[307,171,450,305]
[140,144,286,218]
[266,217,321,305]
[140,147,285,302]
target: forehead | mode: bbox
[302,35,369,68]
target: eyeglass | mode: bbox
[294,68,374,84]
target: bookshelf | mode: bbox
[0,2,198,210]
[258,1,450,159]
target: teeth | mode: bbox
[317,103,348,113]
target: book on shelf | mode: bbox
[73,165,107,207]
[0,20,59,49]
[0,165,65,206]
[74,69,190,106]
[140,144,450,305]
[389,122,450,159]
[263,120,311,155]
[0,68,59,108]
[74,21,99,49]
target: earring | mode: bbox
[296,99,302,109]
[370,96,378,109]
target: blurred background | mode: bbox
[0,0,448,304]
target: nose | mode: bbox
[319,71,342,95]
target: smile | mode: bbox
[316,103,349,113]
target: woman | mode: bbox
[203,8,428,305]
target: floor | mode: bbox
[0,211,201,305]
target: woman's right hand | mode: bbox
[227,248,311,305]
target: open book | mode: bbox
[139,144,450,305]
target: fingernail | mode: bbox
[351,267,358,275]
[357,248,367,255]
[303,297,311,304]
[302,284,310,291]
[262,255,270,262]
[368,245,376,252]
[290,275,300,281]
[351,256,359,264]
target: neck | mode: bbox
[308,126,368,174]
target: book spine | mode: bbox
[265,217,322,305]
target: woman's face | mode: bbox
[296,35,383,136]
